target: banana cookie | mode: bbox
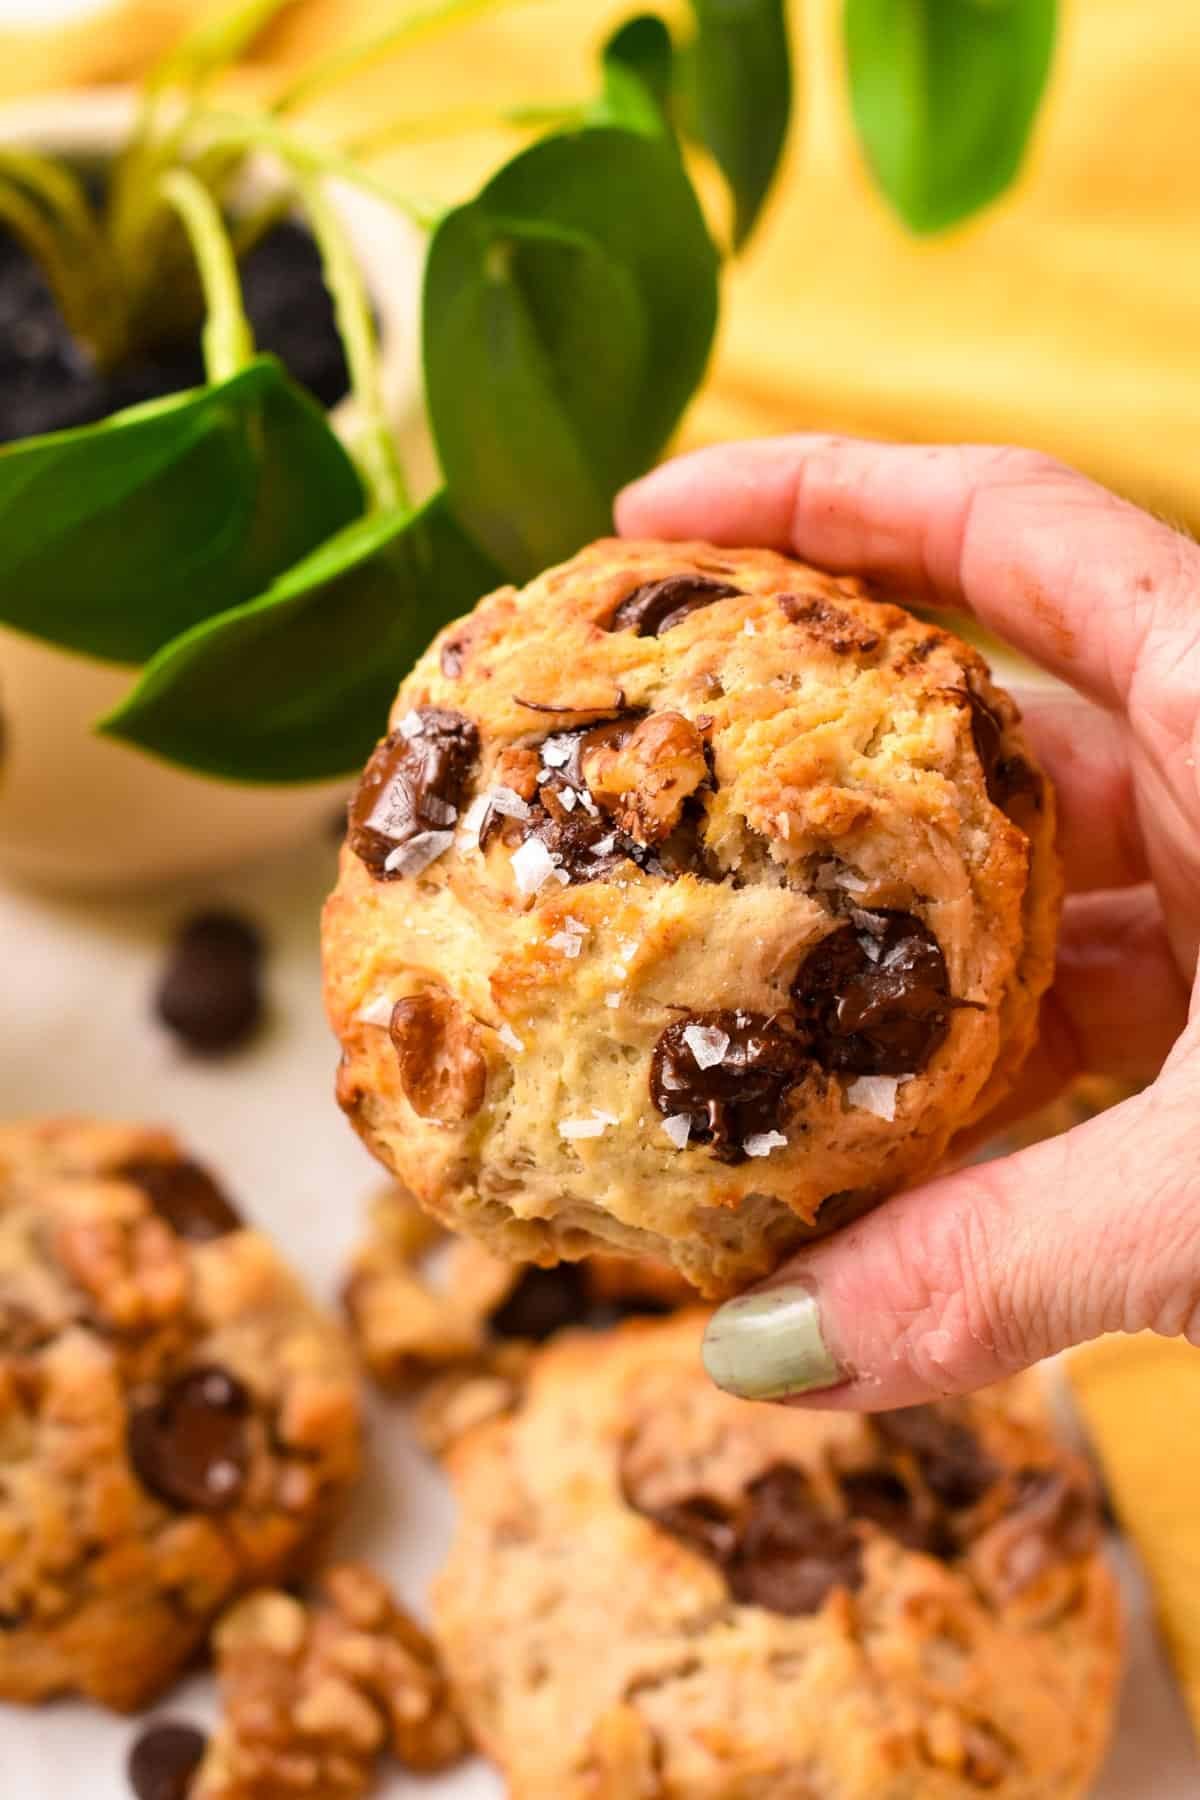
[0,1119,362,1710]
[324,539,1059,1295]
[344,1183,689,1386]
[433,1314,1119,1800]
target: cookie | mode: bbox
[324,539,1059,1295]
[0,1119,362,1710]
[191,1563,466,1799]
[433,1314,1119,1800]
[343,1183,690,1386]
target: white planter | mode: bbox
[0,90,434,893]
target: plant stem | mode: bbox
[272,0,532,116]
[346,98,580,157]
[294,171,409,514]
[198,107,443,229]
[158,169,255,383]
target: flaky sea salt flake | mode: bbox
[683,1024,730,1070]
[398,709,425,738]
[497,1023,524,1053]
[743,1130,788,1158]
[846,1075,901,1121]
[489,785,532,820]
[383,830,454,876]
[511,837,562,896]
[662,1113,692,1149]
[355,993,395,1027]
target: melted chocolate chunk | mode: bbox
[492,714,686,885]
[119,1157,242,1243]
[778,593,881,656]
[650,1009,811,1161]
[966,689,1044,821]
[609,574,741,637]
[792,912,953,1076]
[645,1495,740,1564]
[128,1366,252,1513]
[873,1406,999,1510]
[489,1264,674,1342]
[730,1466,864,1615]
[128,1722,208,1800]
[989,1467,1098,1596]
[155,912,263,1056]
[839,1468,950,1557]
[348,709,479,879]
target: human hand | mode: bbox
[617,438,1199,1407]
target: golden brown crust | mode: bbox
[0,1119,362,1711]
[433,1316,1120,1800]
[324,539,1060,1295]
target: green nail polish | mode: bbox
[701,1286,842,1400]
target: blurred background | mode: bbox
[1,0,1195,530]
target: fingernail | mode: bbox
[701,1285,843,1400]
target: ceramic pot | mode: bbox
[0,90,431,891]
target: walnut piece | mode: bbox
[389,991,487,1123]
[194,1563,468,1799]
[581,712,707,845]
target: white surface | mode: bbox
[0,840,1195,1797]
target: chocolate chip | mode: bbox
[650,1009,811,1161]
[440,635,467,678]
[778,593,880,655]
[489,1264,675,1342]
[645,1495,740,1564]
[965,688,1043,821]
[128,1366,252,1512]
[155,912,264,1056]
[118,1158,242,1243]
[128,1721,208,1800]
[730,1465,864,1616]
[873,1406,999,1510]
[348,709,479,879]
[792,912,953,1076]
[839,1468,950,1557]
[609,574,741,637]
[999,1468,1099,1592]
[489,1265,591,1342]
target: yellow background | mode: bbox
[7,0,1200,528]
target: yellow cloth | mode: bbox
[1069,1337,1200,1742]
[9,0,1200,528]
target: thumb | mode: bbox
[701,1053,1200,1409]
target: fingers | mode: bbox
[702,1059,1200,1410]
[617,436,1200,712]
[1014,689,1147,892]
[929,884,1189,1161]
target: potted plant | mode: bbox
[0,0,1054,889]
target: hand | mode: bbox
[617,438,1200,1408]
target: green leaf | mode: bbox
[0,357,364,665]
[677,0,792,248]
[424,127,718,581]
[101,491,502,782]
[597,16,675,132]
[844,0,1057,234]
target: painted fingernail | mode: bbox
[701,1285,843,1400]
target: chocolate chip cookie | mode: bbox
[433,1315,1119,1800]
[0,1119,362,1710]
[343,1183,689,1386]
[324,539,1060,1295]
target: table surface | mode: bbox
[0,837,1194,1798]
